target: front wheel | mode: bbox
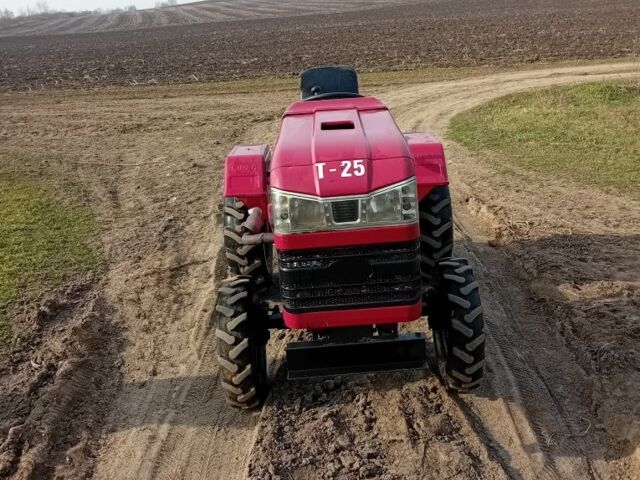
[419,186,454,285]
[430,258,486,390]
[214,276,268,408]
[223,197,271,288]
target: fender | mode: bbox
[404,133,449,200]
[223,144,270,215]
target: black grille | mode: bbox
[331,200,359,223]
[278,242,420,313]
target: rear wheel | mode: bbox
[223,197,271,287]
[214,276,268,408]
[430,258,485,390]
[419,186,454,285]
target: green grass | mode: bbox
[0,175,99,346]
[449,81,640,197]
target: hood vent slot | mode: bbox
[321,120,354,130]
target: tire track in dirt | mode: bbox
[3,62,637,479]
[246,62,640,480]
[384,62,640,479]
[5,94,290,480]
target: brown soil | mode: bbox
[0,275,121,479]
[0,0,412,36]
[0,61,639,479]
[1,0,639,90]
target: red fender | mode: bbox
[404,133,449,200]
[223,144,270,215]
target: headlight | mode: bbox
[367,188,401,223]
[271,178,417,234]
[289,196,326,230]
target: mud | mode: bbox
[0,275,121,479]
[0,62,639,479]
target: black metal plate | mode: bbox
[285,332,427,379]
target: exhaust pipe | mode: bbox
[239,207,274,244]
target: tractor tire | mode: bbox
[223,197,270,287]
[419,186,454,285]
[214,276,268,409]
[431,258,485,391]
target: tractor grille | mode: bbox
[278,242,421,313]
[331,200,359,223]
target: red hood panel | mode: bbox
[271,97,413,196]
[270,157,413,197]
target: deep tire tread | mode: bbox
[433,258,486,391]
[419,186,454,286]
[223,197,270,286]
[214,276,267,409]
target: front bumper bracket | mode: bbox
[285,332,427,379]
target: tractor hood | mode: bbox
[270,97,414,197]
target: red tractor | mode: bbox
[215,66,485,408]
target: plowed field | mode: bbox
[1,0,639,90]
[0,0,412,36]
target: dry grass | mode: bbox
[449,81,640,197]
[0,174,100,346]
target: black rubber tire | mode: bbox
[419,186,454,285]
[431,258,485,391]
[214,276,268,409]
[223,197,270,287]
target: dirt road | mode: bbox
[0,62,638,479]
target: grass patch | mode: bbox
[449,81,640,197]
[0,175,99,346]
